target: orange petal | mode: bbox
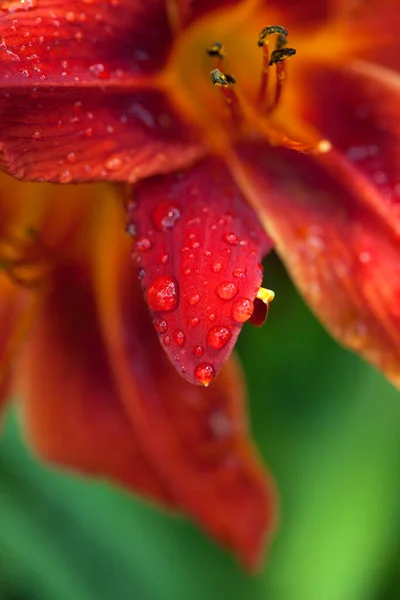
[0,272,36,423]
[232,140,400,387]
[18,260,178,506]
[94,194,276,569]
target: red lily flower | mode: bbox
[0,0,399,569]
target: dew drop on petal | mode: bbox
[59,170,72,183]
[189,316,199,327]
[193,345,204,357]
[153,316,168,334]
[216,281,238,300]
[194,363,215,386]
[173,329,186,347]
[163,335,171,347]
[152,202,181,231]
[146,276,179,312]
[232,297,254,322]
[207,325,232,350]
[223,232,239,246]
[212,261,223,273]
[189,294,200,305]
[134,237,152,252]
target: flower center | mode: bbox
[165,3,331,156]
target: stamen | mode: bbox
[257,25,295,111]
[0,233,51,289]
[210,68,242,123]
[207,42,225,59]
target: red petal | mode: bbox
[299,61,400,227]
[0,0,172,77]
[127,158,273,386]
[95,198,275,569]
[0,86,203,183]
[233,140,400,387]
[0,0,204,182]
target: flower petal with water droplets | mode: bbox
[127,158,273,386]
[94,194,276,570]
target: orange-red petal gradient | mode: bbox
[128,158,272,385]
[95,196,275,569]
[232,141,400,387]
[0,273,35,422]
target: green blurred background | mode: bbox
[1,255,400,600]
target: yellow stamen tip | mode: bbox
[256,287,275,304]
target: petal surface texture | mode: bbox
[18,188,275,569]
[127,158,272,386]
[0,0,203,182]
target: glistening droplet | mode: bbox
[146,276,179,312]
[194,363,215,386]
[207,325,232,350]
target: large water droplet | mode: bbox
[194,363,215,386]
[146,275,179,312]
[152,202,181,231]
[173,329,186,347]
[207,325,232,349]
[216,281,238,300]
[232,297,254,322]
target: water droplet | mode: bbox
[153,316,168,334]
[233,268,246,278]
[159,253,169,265]
[216,281,238,300]
[67,152,76,163]
[189,317,199,327]
[89,63,110,79]
[232,297,254,322]
[105,156,122,171]
[125,222,136,237]
[137,267,146,280]
[163,335,171,346]
[359,251,371,264]
[134,237,152,252]
[173,329,186,347]
[223,232,239,246]
[193,345,204,357]
[146,276,179,312]
[207,326,232,350]
[183,268,192,276]
[212,261,223,273]
[189,294,200,305]
[32,131,41,139]
[59,170,72,183]
[152,202,180,231]
[194,363,215,386]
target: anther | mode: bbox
[258,25,288,47]
[269,47,296,66]
[207,42,225,59]
[225,73,236,84]
[210,68,228,87]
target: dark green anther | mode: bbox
[258,25,288,47]
[269,47,296,65]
